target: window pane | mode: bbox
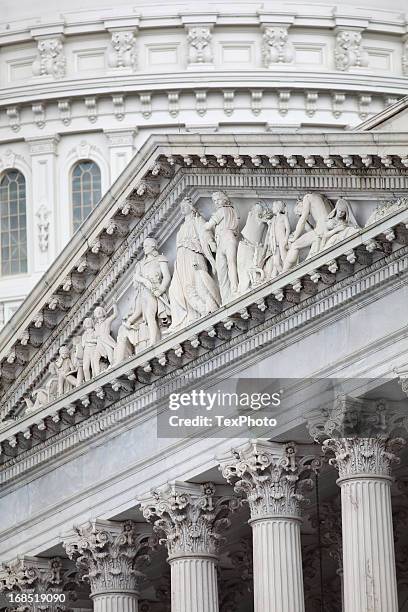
[0,170,27,276]
[71,160,101,232]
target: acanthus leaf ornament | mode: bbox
[323,436,405,480]
[36,205,50,252]
[186,26,213,65]
[141,482,237,558]
[108,31,138,72]
[262,26,294,67]
[306,396,406,479]
[0,556,79,608]
[219,441,320,520]
[32,36,66,80]
[334,30,368,72]
[64,520,151,596]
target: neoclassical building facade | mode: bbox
[0,0,408,322]
[0,1,408,612]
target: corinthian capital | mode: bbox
[306,396,406,480]
[0,556,78,610]
[63,520,151,597]
[141,482,237,558]
[323,436,404,480]
[219,441,321,520]
[0,557,65,591]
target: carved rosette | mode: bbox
[220,441,320,521]
[141,482,237,559]
[64,520,150,597]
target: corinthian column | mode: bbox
[141,482,236,612]
[220,441,320,612]
[64,519,151,612]
[308,396,405,612]
[0,556,77,611]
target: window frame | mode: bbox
[0,168,28,277]
[70,159,102,233]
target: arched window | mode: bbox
[71,160,101,231]
[0,170,27,276]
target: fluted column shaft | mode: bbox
[307,398,404,612]
[93,592,139,612]
[169,555,218,612]
[219,442,319,612]
[251,517,304,612]
[141,483,236,612]
[340,475,398,612]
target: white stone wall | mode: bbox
[0,0,407,319]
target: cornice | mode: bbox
[0,73,407,109]
[0,5,406,44]
[0,244,407,486]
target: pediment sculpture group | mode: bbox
[25,191,360,413]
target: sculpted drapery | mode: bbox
[23,191,366,409]
[169,198,220,331]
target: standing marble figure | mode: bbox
[169,197,219,330]
[93,304,118,374]
[263,200,291,279]
[126,237,171,346]
[205,191,239,304]
[237,200,270,293]
[81,317,98,381]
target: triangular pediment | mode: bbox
[1,132,408,464]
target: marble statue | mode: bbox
[263,200,291,279]
[205,191,239,304]
[169,198,219,330]
[24,362,58,413]
[283,192,333,272]
[55,345,77,395]
[113,319,150,364]
[18,192,366,400]
[93,304,118,374]
[124,238,171,346]
[81,317,98,381]
[320,197,360,250]
[237,201,270,293]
